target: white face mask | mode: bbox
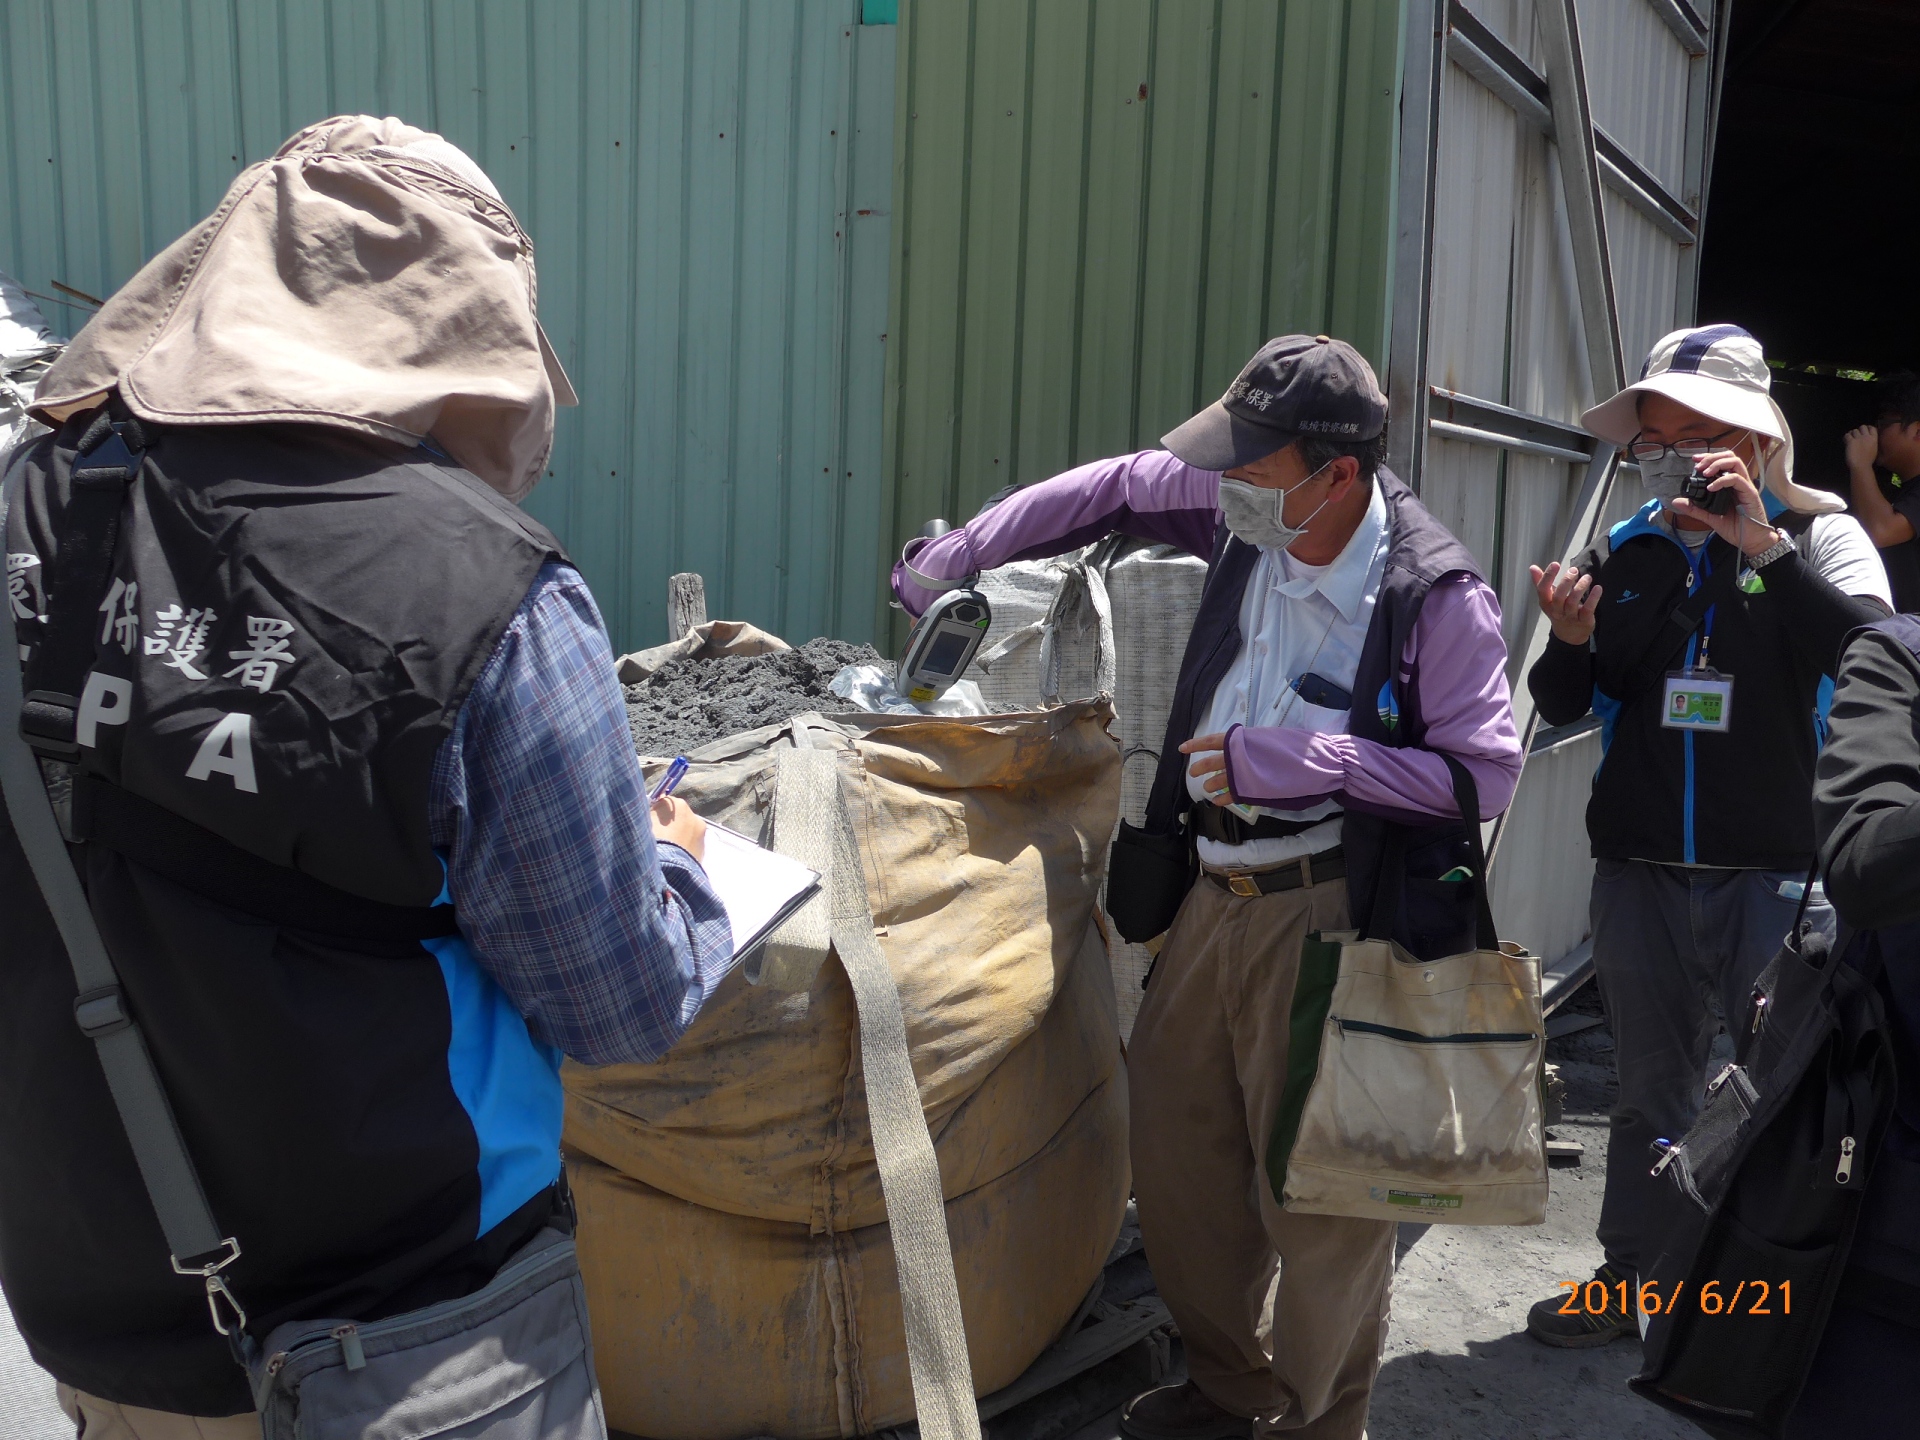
[1640,431,1758,506]
[1219,462,1335,552]
[1639,449,1697,505]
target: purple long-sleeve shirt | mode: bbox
[894,450,1523,823]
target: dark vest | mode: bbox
[0,411,565,1414]
[1143,468,1487,947]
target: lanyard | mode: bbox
[1685,543,1719,668]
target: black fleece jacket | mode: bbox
[1814,621,1920,1162]
[1529,525,1883,867]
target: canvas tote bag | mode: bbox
[1266,758,1548,1226]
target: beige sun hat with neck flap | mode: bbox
[1582,323,1841,515]
[32,115,575,502]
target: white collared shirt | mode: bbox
[1187,481,1391,867]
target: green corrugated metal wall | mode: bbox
[881,0,1404,642]
[0,0,896,653]
[2,1,1406,653]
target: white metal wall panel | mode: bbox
[1505,139,1587,422]
[1487,727,1603,963]
[1427,63,1523,403]
[1604,190,1684,373]
[1418,435,1501,577]
[1464,0,1543,69]
[1420,57,1521,622]
[1493,453,1572,654]
[1576,0,1694,194]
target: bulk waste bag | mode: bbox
[563,696,1130,1440]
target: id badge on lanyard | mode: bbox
[1663,666,1733,732]
[1662,549,1732,733]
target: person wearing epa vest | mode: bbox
[1522,324,1893,1348]
[895,336,1524,1440]
[0,118,735,1435]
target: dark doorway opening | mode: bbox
[1697,0,1920,496]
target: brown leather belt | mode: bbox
[1203,847,1347,898]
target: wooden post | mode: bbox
[667,572,707,641]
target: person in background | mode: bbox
[896,335,1522,1440]
[1522,324,1891,1349]
[1793,613,1920,1434]
[0,118,733,1438]
[1843,372,1920,612]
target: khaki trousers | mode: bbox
[1129,871,1395,1440]
[57,1384,259,1440]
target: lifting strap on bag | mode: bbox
[0,470,250,1342]
[781,716,982,1440]
[751,742,838,990]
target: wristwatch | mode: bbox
[1746,531,1795,570]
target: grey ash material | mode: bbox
[625,638,889,755]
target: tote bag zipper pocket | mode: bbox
[1334,1017,1538,1045]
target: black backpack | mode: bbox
[1629,899,1899,1439]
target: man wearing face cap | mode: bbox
[0,118,735,1435]
[895,335,1523,1440]
[1523,324,1892,1348]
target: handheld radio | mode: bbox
[899,520,992,703]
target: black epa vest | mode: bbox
[1143,468,1488,949]
[0,410,565,1415]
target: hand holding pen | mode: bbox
[648,756,706,862]
[650,755,689,802]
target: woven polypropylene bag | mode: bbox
[563,698,1128,1438]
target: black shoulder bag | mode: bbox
[1630,879,1898,1439]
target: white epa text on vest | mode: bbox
[186,713,258,793]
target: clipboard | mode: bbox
[696,821,823,962]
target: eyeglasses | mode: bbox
[1625,427,1742,464]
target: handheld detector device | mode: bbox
[900,520,992,703]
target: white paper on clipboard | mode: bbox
[695,822,823,961]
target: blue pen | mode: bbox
[650,755,690,803]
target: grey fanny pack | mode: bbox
[0,462,608,1439]
[246,1222,604,1440]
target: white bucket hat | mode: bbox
[1582,323,1841,515]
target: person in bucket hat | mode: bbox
[1523,324,1892,1347]
[0,118,731,1436]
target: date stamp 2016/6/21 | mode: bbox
[1557,1278,1793,1317]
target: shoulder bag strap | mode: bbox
[19,412,142,763]
[1616,549,1743,697]
[0,470,248,1340]
[1361,755,1499,951]
[1440,753,1499,951]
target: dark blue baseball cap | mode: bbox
[1162,334,1388,472]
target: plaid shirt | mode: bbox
[429,564,735,1065]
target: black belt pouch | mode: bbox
[1106,819,1195,944]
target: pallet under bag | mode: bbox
[1266,759,1548,1226]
